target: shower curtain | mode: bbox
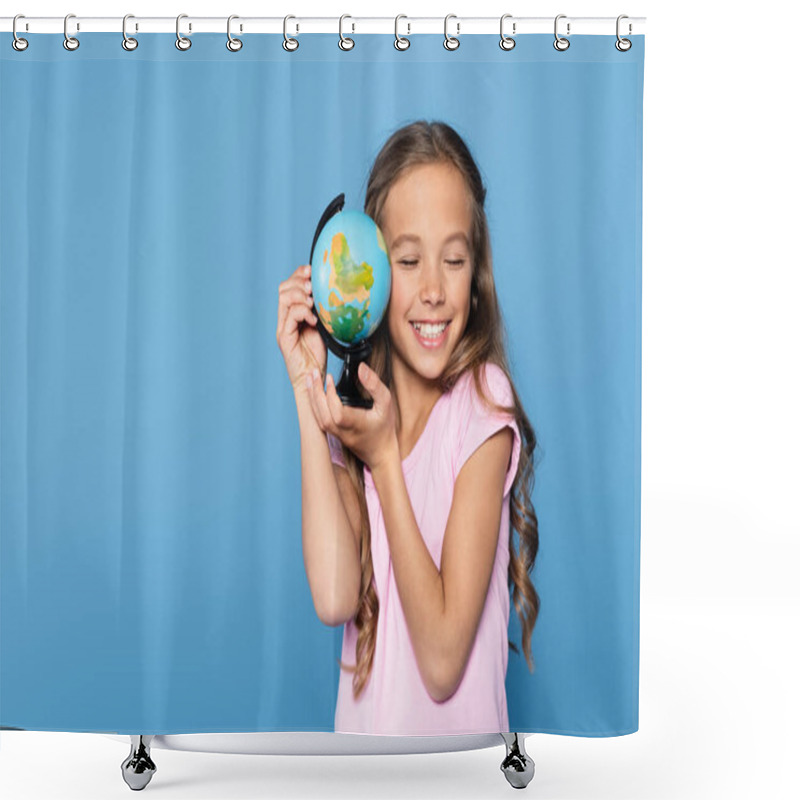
[0,29,644,737]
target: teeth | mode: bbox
[413,322,447,337]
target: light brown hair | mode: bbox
[338,120,540,698]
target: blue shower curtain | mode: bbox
[0,31,644,736]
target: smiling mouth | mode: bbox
[410,320,450,346]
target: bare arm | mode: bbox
[371,427,512,701]
[294,383,362,626]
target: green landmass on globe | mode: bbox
[318,232,376,343]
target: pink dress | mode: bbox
[326,362,521,735]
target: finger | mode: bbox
[280,282,314,306]
[313,372,339,432]
[325,374,347,426]
[280,286,315,311]
[278,267,312,338]
[280,272,313,293]
[284,264,311,285]
[288,270,313,298]
[278,283,305,332]
[357,362,390,413]
[313,370,338,433]
[326,375,360,435]
[279,272,313,306]
[357,362,378,397]
[285,303,314,333]
[282,303,316,341]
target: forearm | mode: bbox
[294,386,361,626]
[371,446,450,699]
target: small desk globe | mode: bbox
[309,196,391,408]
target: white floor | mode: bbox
[2,596,797,799]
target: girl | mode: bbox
[277,120,540,736]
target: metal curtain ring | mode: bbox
[122,14,138,51]
[176,14,191,50]
[499,13,515,50]
[394,15,410,50]
[615,14,632,51]
[227,15,243,51]
[283,15,299,51]
[12,14,29,51]
[339,15,354,50]
[63,13,79,51]
[443,14,460,51]
[553,14,570,51]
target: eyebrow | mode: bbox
[391,231,470,251]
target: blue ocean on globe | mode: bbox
[310,209,391,346]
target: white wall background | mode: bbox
[1,1,798,798]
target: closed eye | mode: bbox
[397,259,466,268]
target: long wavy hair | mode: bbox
[337,120,541,699]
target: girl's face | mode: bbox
[380,161,474,384]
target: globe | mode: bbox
[310,209,391,347]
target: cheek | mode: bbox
[390,271,410,297]
[386,297,408,335]
[387,281,411,318]
[455,278,472,313]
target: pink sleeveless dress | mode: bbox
[326,362,521,735]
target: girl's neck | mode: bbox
[391,362,443,450]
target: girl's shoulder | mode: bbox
[453,362,514,412]
[450,362,521,497]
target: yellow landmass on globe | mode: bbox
[326,232,375,295]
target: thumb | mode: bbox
[358,362,390,406]
[358,361,378,394]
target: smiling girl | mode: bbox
[276,120,540,736]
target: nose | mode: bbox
[419,264,445,305]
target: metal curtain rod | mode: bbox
[1,16,646,36]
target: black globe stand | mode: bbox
[335,340,374,409]
[308,192,374,409]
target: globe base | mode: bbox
[339,393,373,410]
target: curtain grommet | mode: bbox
[122,14,138,51]
[443,14,460,51]
[553,14,570,51]
[394,15,410,50]
[339,15,355,50]
[176,14,191,51]
[226,15,243,52]
[499,14,516,51]
[283,15,299,51]
[12,14,29,51]
[615,15,632,51]
[63,13,80,51]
